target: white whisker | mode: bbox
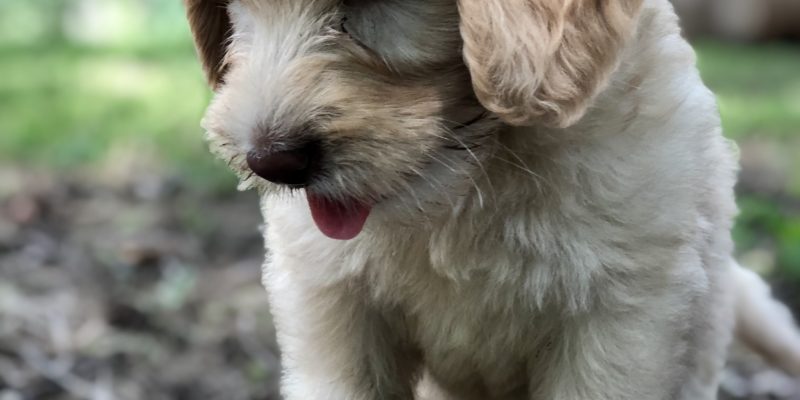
[437,128,497,207]
[492,140,554,192]
[409,161,456,210]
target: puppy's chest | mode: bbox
[370,262,559,393]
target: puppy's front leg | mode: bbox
[530,305,700,400]
[266,264,416,400]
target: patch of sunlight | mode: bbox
[63,0,147,46]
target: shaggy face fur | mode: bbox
[199,0,502,219]
[186,0,800,399]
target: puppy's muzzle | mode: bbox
[246,140,321,187]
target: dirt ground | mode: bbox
[0,166,279,400]
[0,165,798,400]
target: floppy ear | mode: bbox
[459,0,644,128]
[184,0,232,88]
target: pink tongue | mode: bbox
[307,193,372,240]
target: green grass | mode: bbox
[734,196,800,275]
[0,43,234,191]
[695,41,800,277]
[696,41,800,140]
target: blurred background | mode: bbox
[0,1,797,399]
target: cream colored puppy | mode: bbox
[185,0,800,399]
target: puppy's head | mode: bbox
[186,0,642,240]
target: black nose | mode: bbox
[246,142,320,186]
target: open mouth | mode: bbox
[306,192,373,240]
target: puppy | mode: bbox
[185,0,800,399]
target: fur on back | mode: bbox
[184,0,765,399]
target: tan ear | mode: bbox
[184,0,232,88]
[459,0,644,128]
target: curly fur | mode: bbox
[460,0,643,127]
[184,0,800,399]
